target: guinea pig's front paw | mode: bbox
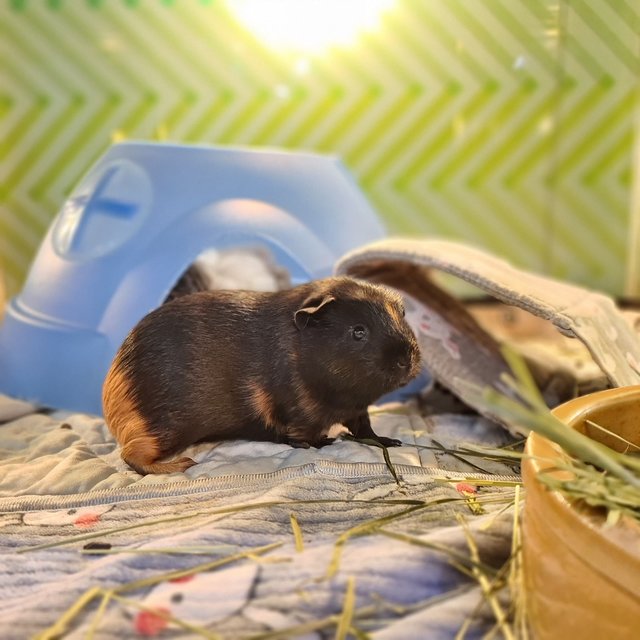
[313,436,336,448]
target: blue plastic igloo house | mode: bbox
[0,142,386,415]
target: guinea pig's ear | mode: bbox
[294,295,336,330]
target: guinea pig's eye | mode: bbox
[352,325,367,341]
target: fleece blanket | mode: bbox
[0,396,519,640]
[2,238,638,639]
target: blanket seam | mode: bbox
[0,460,520,512]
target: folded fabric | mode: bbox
[336,238,640,426]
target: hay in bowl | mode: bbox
[522,386,640,639]
[483,351,640,638]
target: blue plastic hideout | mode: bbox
[0,141,387,415]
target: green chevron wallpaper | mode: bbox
[1,0,639,296]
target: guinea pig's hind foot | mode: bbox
[287,436,335,449]
[124,455,196,475]
[288,440,311,449]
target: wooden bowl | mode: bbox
[522,386,640,638]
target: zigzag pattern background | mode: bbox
[1,0,639,295]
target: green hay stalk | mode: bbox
[430,438,495,474]
[342,435,401,484]
[326,492,515,579]
[483,347,640,489]
[377,529,495,578]
[469,347,640,524]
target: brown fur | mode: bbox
[294,383,324,423]
[384,300,401,327]
[103,277,421,474]
[102,365,195,474]
[247,380,279,429]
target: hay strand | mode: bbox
[290,513,304,553]
[17,498,424,554]
[335,577,356,640]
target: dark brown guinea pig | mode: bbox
[102,276,422,475]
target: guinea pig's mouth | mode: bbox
[377,340,422,389]
[390,359,421,387]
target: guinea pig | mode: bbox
[102,276,422,475]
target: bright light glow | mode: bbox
[227,0,395,54]
[294,57,311,75]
